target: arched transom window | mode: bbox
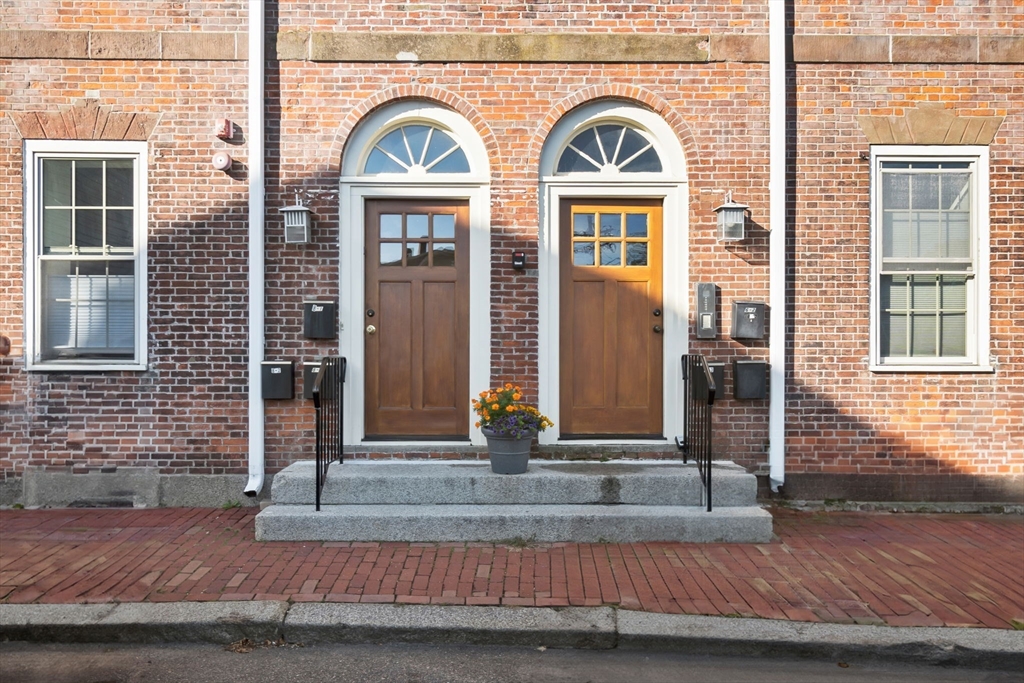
[556,123,663,174]
[363,124,470,175]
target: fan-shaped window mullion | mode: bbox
[423,144,460,172]
[566,143,602,171]
[418,127,434,166]
[362,123,471,175]
[617,142,654,169]
[556,123,663,175]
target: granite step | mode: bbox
[270,460,759,508]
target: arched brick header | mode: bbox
[327,84,498,176]
[8,99,160,141]
[528,84,702,178]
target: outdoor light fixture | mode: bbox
[714,192,749,242]
[281,204,312,244]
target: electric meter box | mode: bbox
[731,300,766,340]
[733,360,767,400]
[261,361,294,400]
[303,300,337,339]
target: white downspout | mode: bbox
[768,0,786,492]
[244,0,266,497]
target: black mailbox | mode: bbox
[261,361,294,400]
[303,300,337,339]
[707,362,725,398]
[733,360,767,400]
[731,300,766,340]
[302,362,320,400]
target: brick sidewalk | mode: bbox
[1,506,1021,629]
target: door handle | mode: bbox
[366,325,376,335]
[653,325,663,334]
[653,308,661,317]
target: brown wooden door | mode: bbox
[560,199,663,438]
[365,199,470,439]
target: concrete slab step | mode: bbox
[271,460,759,507]
[255,503,775,543]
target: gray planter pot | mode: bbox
[481,428,536,474]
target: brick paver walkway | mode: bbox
[1,507,1021,629]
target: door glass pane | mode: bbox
[600,214,621,238]
[380,243,403,266]
[573,242,595,266]
[407,242,428,266]
[573,214,595,237]
[626,243,647,266]
[43,159,72,206]
[380,214,403,239]
[432,242,455,267]
[43,209,72,252]
[75,161,104,206]
[407,214,429,239]
[626,214,648,237]
[600,242,621,266]
[433,214,455,239]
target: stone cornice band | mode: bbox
[0,30,1020,64]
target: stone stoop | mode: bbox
[255,460,774,544]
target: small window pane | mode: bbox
[43,209,72,252]
[573,242,595,266]
[425,148,470,173]
[364,148,406,174]
[942,173,970,211]
[943,213,970,259]
[407,242,428,266]
[883,211,910,258]
[620,147,662,173]
[557,147,599,173]
[597,125,624,163]
[404,125,431,165]
[107,210,134,249]
[913,212,941,258]
[380,214,403,239]
[106,161,133,206]
[570,128,603,165]
[600,214,621,238]
[573,214,595,237]
[626,243,647,266]
[940,313,967,356]
[911,174,940,210]
[374,129,409,163]
[911,314,937,356]
[883,173,910,210]
[75,161,104,206]
[380,243,403,266]
[626,214,648,237]
[433,214,455,239]
[616,128,649,164]
[432,242,455,267]
[423,129,457,164]
[600,242,621,266]
[76,209,103,248]
[407,214,429,239]
[43,159,72,206]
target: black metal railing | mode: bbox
[313,356,346,511]
[677,354,716,512]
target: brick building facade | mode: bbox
[1,1,1021,507]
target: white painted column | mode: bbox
[768,0,787,492]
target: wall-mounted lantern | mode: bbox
[714,192,749,242]
[282,204,312,244]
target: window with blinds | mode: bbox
[26,141,147,370]
[871,149,990,371]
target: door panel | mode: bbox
[365,200,470,439]
[560,199,663,438]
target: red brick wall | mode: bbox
[1,1,1021,496]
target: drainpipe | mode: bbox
[768,0,786,492]
[243,0,266,497]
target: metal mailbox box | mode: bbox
[733,360,767,400]
[731,300,766,340]
[302,362,320,400]
[303,300,337,339]
[261,361,294,400]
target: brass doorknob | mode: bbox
[366,325,376,335]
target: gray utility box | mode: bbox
[733,360,767,400]
[261,361,294,400]
[303,300,337,339]
[731,300,766,340]
[302,362,320,400]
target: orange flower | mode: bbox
[512,393,521,401]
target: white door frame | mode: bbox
[537,103,690,445]
[338,102,491,446]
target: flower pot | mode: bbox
[481,427,535,474]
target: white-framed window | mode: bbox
[24,140,148,371]
[870,145,990,372]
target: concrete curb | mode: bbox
[2,603,1021,670]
